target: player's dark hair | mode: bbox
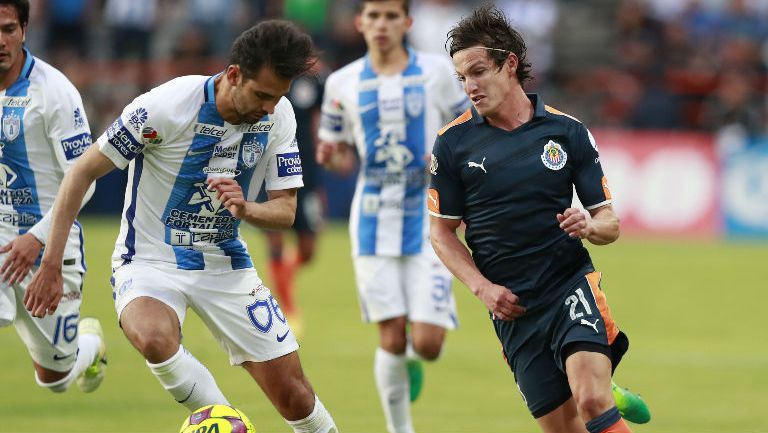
[357,0,410,15]
[447,3,532,85]
[229,20,316,81]
[0,0,29,27]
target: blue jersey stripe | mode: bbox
[121,153,144,263]
[357,57,380,255]
[3,67,41,236]
[401,51,426,254]
[74,220,86,271]
[162,75,245,270]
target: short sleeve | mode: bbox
[573,126,612,209]
[428,134,464,219]
[45,80,92,171]
[96,90,163,170]
[263,101,304,192]
[318,74,352,143]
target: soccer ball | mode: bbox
[179,405,256,433]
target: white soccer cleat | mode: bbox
[76,317,107,393]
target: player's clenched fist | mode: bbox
[557,207,592,239]
[207,177,246,218]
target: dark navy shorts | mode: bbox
[493,271,628,418]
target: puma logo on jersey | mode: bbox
[580,318,600,334]
[467,157,487,173]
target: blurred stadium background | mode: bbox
[1,0,767,432]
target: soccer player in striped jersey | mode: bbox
[25,20,337,433]
[429,5,649,433]
[317,1,468,432]
[0,0,106,395]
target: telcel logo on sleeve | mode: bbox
[276,152,302,177]
[61,132,92,160]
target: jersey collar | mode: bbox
[471,93,546,125]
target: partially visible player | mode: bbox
[24,20,337,433]
[0,0,106,394]
[260,62,328,337]
[316,1,468,432]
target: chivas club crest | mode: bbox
[541,140,567,171]
[242,137,265,168]
[2,112,21,141]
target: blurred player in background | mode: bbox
[0,0,106,395]
[24,20,338,433]
[429,5,649,433]
[317,1,468,432]
[260,62,327,338]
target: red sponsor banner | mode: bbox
[590,130,720,236]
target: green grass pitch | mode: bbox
[1,217,766,432]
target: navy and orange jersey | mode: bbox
[428,94,613,310]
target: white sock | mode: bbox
[374,348,415,433]
[35,333,101,393]
[147,345,229,411]
[285,395,338,433]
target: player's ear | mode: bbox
[405,15,413,30]
[506,53,518,77]
[354,13,363,33]
[226,65,241,85]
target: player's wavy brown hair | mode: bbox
[446,3,532,86]
[0,0,29,27]
[229,20,316,81]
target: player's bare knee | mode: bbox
[413,339,443,361]
[573,388,613,419]
[127,327,178,363]
[379,333,407,354]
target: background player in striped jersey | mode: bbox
[0,0,106,395]
[429,5,649,433]
[317,1,468,432]
[24,20,337,433]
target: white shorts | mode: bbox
[0,261,83,372]
[111,262,298,365]
[353,248,458,329]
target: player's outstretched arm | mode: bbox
[557,205,620,245]
[430,216,525,321]
[24,146,117,318]
[316,140,356,175]
[208,177,298,229]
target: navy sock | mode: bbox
[586,406,621,433]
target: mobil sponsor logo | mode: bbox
[276,152,302,177]
[239,121,274,133]
[213,143,238,159]
[194,122,227,138]
[61,132,92,160]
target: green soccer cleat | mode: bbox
[406,359,423,402]
[612,381,651,424]
[76,317,107,393]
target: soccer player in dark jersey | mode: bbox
[428,5,649,433]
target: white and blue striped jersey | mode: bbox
[97,75,303,271]
[319,49,468,256]
[0,49,91,273]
